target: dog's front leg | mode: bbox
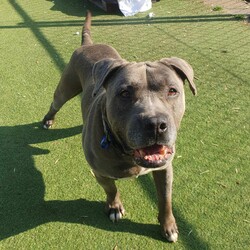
[94,173,125,222]
[153,165,178,242]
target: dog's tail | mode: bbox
[81,10,93,46]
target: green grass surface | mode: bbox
[1,0,249,249]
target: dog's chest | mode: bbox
[136,165,167,177]
[104,164,167,180]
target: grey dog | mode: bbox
[43,11,197,242]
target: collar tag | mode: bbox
[100,135,111,149]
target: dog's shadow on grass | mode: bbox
[0,122,81,239]
[0,122,161,242]
[0,122,208,248]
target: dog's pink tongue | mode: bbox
[143,144,165,155]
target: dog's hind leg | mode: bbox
[42,62,82,129]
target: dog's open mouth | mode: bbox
[133,144,173,168]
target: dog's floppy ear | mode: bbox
[160,57,197,95]
[92,58,127,97]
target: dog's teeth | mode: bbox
[144,154,165,162]
[144,155,151,161]
[152,155,157,161]
[159,147,166,155]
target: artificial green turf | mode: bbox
[0,0,249,249]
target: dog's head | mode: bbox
[92,58,196,168]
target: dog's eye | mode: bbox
[168,88,178,96]
[119,90,130,98]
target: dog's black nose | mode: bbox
[145,117,168,134]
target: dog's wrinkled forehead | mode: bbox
[145,61,183,90]
[92,57,196,97]
[111,62,181,90]
[116,62,147,84]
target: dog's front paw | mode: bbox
[106,203,125,222]
[42,115,55,129]
[165,231,178,243]
[43,120,54,129]
[159,216,179,242]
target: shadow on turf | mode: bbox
[0,122,80,239]
[0,121,209,248]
